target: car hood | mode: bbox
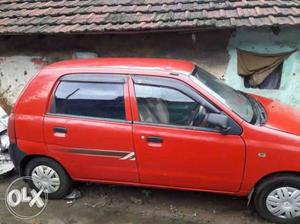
[252,94,300,136]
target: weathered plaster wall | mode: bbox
[225,27,300,108]
[0,30,230,111]
[1,28,299,112]
[0,56,47,108]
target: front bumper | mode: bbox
[8,143,27,175]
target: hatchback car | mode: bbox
[8,58,300,224]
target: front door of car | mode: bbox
[130,75,246,192]
[43,74,139,183]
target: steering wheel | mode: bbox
[189,105,207,126]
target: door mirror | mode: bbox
[206,113,231,134]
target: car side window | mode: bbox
[51,81,125,120]
[134,83,216,128]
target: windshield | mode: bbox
[190,66,254,123]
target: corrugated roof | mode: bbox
[0,0,300,34]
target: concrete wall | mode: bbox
[225,27,300,108]
[0,30,231,112]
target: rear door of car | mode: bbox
[43,74,139,183]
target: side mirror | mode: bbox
[206,113,231,134]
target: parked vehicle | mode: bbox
[8,58,300,224]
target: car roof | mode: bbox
[46,57,195,75]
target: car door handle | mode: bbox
[53,126,67,134]
[146,136,163,143]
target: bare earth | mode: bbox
[0,175,270,224]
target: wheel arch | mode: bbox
[20,154,72,179]
[248,171,300,206]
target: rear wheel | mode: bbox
[254,175,300,224]
[25,157,72,199]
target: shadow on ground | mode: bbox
[0,175,270,224]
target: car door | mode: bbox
[43,74,139,183]
[130,75,246,192]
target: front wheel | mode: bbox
[254,175,300,224]
[25,157,73,199]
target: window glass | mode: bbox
[52,81,125,120]
[135,84,215,128]
[191,67,254,123]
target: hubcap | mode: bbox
[266,187,300,219]
[31,165,60,194]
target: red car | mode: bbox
[8,58,300,224]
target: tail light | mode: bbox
[8,113,16,144]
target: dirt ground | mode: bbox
[0,174,270,224]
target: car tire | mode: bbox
[25,157,73,199]
[254,174,300,224]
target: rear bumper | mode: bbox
[8,143,27,175]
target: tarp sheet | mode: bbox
[237,49,296,87]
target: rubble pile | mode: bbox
[0,106,14,177]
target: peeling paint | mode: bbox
[0,56,44,107]
[0,57,5,64]
[31,57,47,66]
[0,31,231,108]
[1,29,299,111]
